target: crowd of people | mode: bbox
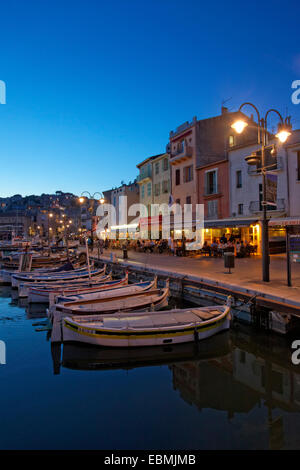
[80,233,257,258]
[202,235,257,258]
[107,238,188,256]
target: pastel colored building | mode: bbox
[197,159,230,221]
[169,107,259,211]
[136,153,171,238]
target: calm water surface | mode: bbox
[1,286,300,450]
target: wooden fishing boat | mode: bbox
[50,283,169,342]
[2,255,77,270]
[18,269,108,298]
[11,266,106,289]
[1,260,88,285]
[62,304,231,347]
[52,276,157,307]
[54,282,168,316]
[27,273,129,304]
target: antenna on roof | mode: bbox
[222,97,232,106]
[221,97,233,114]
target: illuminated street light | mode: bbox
[79,191,105,241]
[232,102,292,282]
[231,119,248,134]
[276,122,292,143]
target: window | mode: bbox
[163,158,169,171]
[229,135,235,147]
[186,196,192,211]
[141,185,145,199]
[183,165,193,183]
[297,151,300,181]
[236,170,242,188]
[154,183,160,196]
[177,140,185,154]
[155,162,159,175]
[162,180,169,193]
[207,200,218,218]
[205,170,217,195]
[175,169,180,185]
[238,204,243,215]
[147,183,151,196]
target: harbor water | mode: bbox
[1,286,300,450]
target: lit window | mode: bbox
[229,135,235,147]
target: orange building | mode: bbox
[197,159,229,220]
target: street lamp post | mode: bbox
[231,103,292,282]
[78,191,105,244]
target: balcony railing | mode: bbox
[137,168,152,183]
[171,145,193,160]
[169,117,197,138]
[203,184,222,197]
[249,199,285,213]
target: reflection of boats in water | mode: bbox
[53,331,232,373]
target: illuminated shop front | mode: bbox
[268,218,300,253]
[108,223,139,240]
[203,218,261,254]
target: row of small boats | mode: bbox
[1,249,231,348]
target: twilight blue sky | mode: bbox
[0,0,299,197]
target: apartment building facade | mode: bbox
[227,131,300,253]
[136,153,171,238]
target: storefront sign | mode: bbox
[290,235,300,263]
[266,174,277,206]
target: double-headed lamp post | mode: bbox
[78,191,105,241]
[231,103,292,282]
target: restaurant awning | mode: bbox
[268,217,300,227]
[204,218,258,228]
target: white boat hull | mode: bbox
[62,307,230,347]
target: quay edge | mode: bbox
[92,256,300,335]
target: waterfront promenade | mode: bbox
[92,248,300,308]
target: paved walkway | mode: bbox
[89,248,300,306]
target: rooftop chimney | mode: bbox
[221,106,228,115]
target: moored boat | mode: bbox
[50,282,169,342]
[27,273,130,304]
[62,304,231,348]
[11,266,106,289]
[54,282,168,316]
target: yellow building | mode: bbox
[137,152,171,238]
[137,153,171,213]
